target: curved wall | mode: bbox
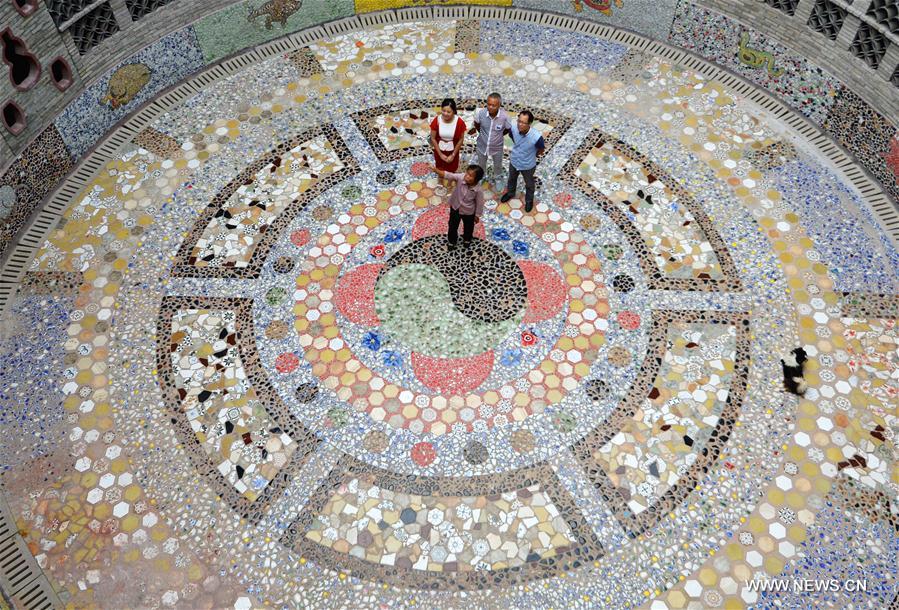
[1,0,898,271]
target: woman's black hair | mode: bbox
[441,98,457,113]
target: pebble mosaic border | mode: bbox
[170,124,359,279]
[350,97,574,165]
[561,129,744,292]
[155,295,322,522]
[281,454,604,590]
[571,309,751,538]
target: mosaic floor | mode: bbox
[1,17,897,610]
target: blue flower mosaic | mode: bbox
[384,228,405,243]
[500,347,523,367]
[362,331,381,351]
[382,350,403,368]
[491,227,511,241]
[512,240,529,256]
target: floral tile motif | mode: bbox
[156,296,319,520]
[571,309,749,536]
[350,98,573,164]
[172,125,358,278]
[282,455,602,590]
[563,131,742,291]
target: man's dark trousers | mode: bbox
[505,165,536,205]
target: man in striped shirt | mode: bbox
[470,92,512,189]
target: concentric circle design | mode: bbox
[2,10,896,610]
[290,185,611,435]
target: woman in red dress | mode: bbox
[430,98,466,173]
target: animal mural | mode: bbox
[737,32,784,77]
[247,0,302,29]
[572,0,624,15]
[102,63,151,109]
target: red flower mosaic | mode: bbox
[275,353,300,373]
[334,263,382,326]
[518,261,567,324]
[370,244,386,258]
[617,311,641,331]
[552,192,573,208]
[411,204,486,241]
[410,161,431,177]
[411,350,494,394]
[290,229,311,248]
[410,442,436,466]
[521,330,538,347]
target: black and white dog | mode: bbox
[781,347,808,395]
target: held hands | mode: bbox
[474,216,480,224]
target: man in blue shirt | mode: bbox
[500,110,545,213]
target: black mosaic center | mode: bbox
[378,234,527,324]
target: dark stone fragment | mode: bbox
[612,274,635,293]
[400,508,417,524]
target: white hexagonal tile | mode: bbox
[113,502,130,518]
[86,488,104,504]
[795,432,811,447]
[117,472,133,486]
[775,475,792,491]
[816,416,833,431]
[99,473,116,488]
[719,576,738,594]
[105,445,122,459]
[684,579,702,597]
[427,508,444,526]
[746,550,763,567]
[142,513,158,527]
[74,457,92,472]
[779,540,796,557]
[769,522,786,539]
[834,380,851,395]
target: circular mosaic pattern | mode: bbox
[2,14,896,610]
